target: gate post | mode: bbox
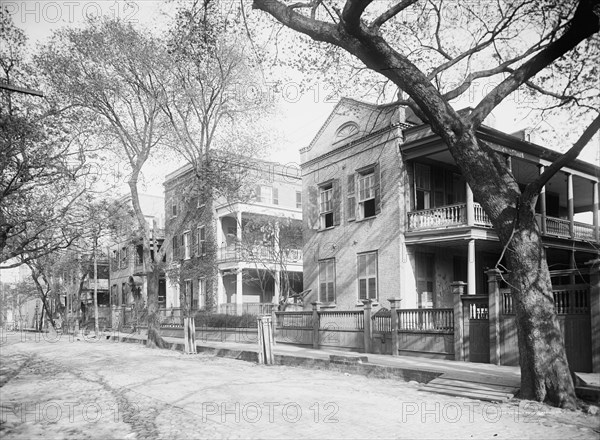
[588,259,600,373]
[388,298,402,356]
[487,269,502,365]
[451,282,467,361]
[362,299,373,354]
[311,302,321,349]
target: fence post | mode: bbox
[257,316,274,365]
[487,269,502,365]
[451,281,467,361]
[388,298,402,356]
[588,258,600,373]
[362,299,373,354]
[311,302,321,349]
[271,306,277,346]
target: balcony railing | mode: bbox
[542,216,596,241]
[217,245,302,263]
[407,203,492,230]
[408,204,597,242]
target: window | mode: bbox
[273,187,279,205]
[416,253,434,308]
[171,201,178,217]
[197,226,206,256]
[319,259,336,303]
[414,163,431,210]
[414,163,465,209]
[358,252,378,301]
[256,185,274,204]
[183,231,191,259]
[296,191,302,209]
[357,169,376,219]
[198,278,207,309]
[319,183,334,228]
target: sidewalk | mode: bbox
[107,330,600,396]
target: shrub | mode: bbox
[193,312,258,328]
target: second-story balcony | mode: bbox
[408,203,492,230]
[408,203,598,243]
[217,244,303,264]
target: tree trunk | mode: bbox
[506,212,577,408]
[146,265,167,349]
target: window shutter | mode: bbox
[332,178,341,226]
[374,163,382,214]
[191,229,197,256]
[308,186,319,230]
[273,187,279,205]
[347,174,356,222]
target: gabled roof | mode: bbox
[300,97,402,154]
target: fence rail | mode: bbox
[319,310,364,330]
[396,308,454,332]
[501,285,589,315]
[275,311,312,328]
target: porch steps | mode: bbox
[419,373,520,402]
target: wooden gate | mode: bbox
[463,296,490,363]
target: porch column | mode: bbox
[593,180,599,242]
[236,211,242,243]
[235,268,243,316]
[467,239,476,295]
[216,216,223,252]
[487,269,502,365]
[567,173,574,238]
[570,250,577,285]
[588,259,600,373]
[539,165,547,234]
[466,183,475,226]
[388,298,402,356]
[451,281,467,361]
[217,271,224,312]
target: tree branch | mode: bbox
[370,0,419,29]
[470,0,600,127]
[522,113,600,207]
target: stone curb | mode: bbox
[107,334,442,384]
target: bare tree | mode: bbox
[251,0,599,407]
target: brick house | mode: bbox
[108,193,166,316]
[163,158,303,315]
[300,98,599,370]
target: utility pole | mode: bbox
[94,235,99,337]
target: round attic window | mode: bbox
[335,122,359,141]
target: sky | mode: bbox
[5,0,599,196]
